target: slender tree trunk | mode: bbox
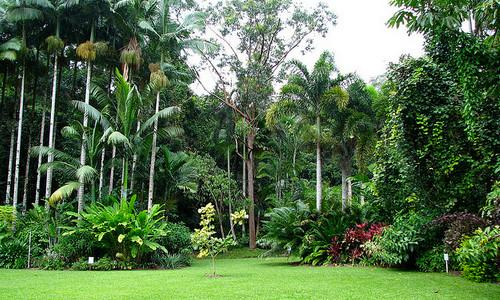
[242,140,246,197]
[247,129,256,249]
[98,148,105,199]
[130,118,141,192]
[45,54,59,199]
[77,22,95,213]
[77,60,92,213]
[340,160,348,212]
[108,145,116,195]
[347,177,352,205]
[0,66,7,112]
[12,61,27,208]
[22,137,31,212]
[227,148,236,241]
[5,128,15,204]
[315,115,322,212]
[120,158,128,199]
[147,92,160,211]
[34,55,50,206]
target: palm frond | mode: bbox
[48,181,80,207]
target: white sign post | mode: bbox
[444,253,449,273]
[88,257,95,264]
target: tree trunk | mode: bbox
[315,115,322,212]
[0,66,7,112]
[247,129,256,249]
[242,139,246,197]
[108,145,116,195]
[5,128,15,204]
[12,61,27,208]
[77,59,92,213]
[21,137,31,212]
[147,92,160,211]
[77,23,95,213]
[34,55,50,206]
[130,118,141,192]
[120,158,129,199]
[340,158,351,212]
[227,148,236,241]
[45,54,59,199]
[98,148,105,200]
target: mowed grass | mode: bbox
[0,255,499,299]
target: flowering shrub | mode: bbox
[191,203,235,276]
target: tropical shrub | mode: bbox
[53,231,96,264]
[416,245,452,272]
[430,212,486,251]
[0,237,27,269]
[300,211,357,265]
[158,222,192,254]
[0,206,15,226]
[456,226,500,282]
[369,212,430,266]
[65,195,167,263]
[262,201,310,255]
[153,249,192,269]
[36,249,65,270]
[191,203,235,276]
[343,223,385,263]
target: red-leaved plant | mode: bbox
[329,223,385,263]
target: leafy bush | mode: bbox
[369,212,430,266]
[343,223,385,263]
[0,237,27,269]
[53,231,96,264]
[158,222,192,254]
[456,226,500,282]
[66,195,167,263]
[0,206,15,226]
[71,258,90,271]
[416,245,450,272]
[431,212,486,251]
[262,201,310,255]
[36,249,65,270]
[92,257,116,271]
[300,211,357,265]
[153,250,192,269]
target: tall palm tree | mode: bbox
[268,51,349,212]
[0,37,21,204]
[4,0,53,208]
[141,0,206,211]
[327,78,376,210]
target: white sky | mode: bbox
[191,0,424,94]
[295,0,424,82]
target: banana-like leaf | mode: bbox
[48,181,80,206]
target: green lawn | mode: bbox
[0,257,498,299]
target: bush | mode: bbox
[262,201,311,255]
[36,249,65,270]
[431,212,486,251]
[456,226,500,282]
[0,237,27,269]
[343,223,385,263]
[53,231,96,264]
[369,212,430,266]
[158,222,192,254]
[300,211,358,265]
[66,195,167,263]
[416,245,451,272]
[153,249,192,269]
[71,258,90,271]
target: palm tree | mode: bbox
[268,51,349,212]
[327,78,376,210]
[0,37,21,204]
[4,0,53,208]
[141,0,206,211]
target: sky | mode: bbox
[191,0,424,94]
[295,0,424,83]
